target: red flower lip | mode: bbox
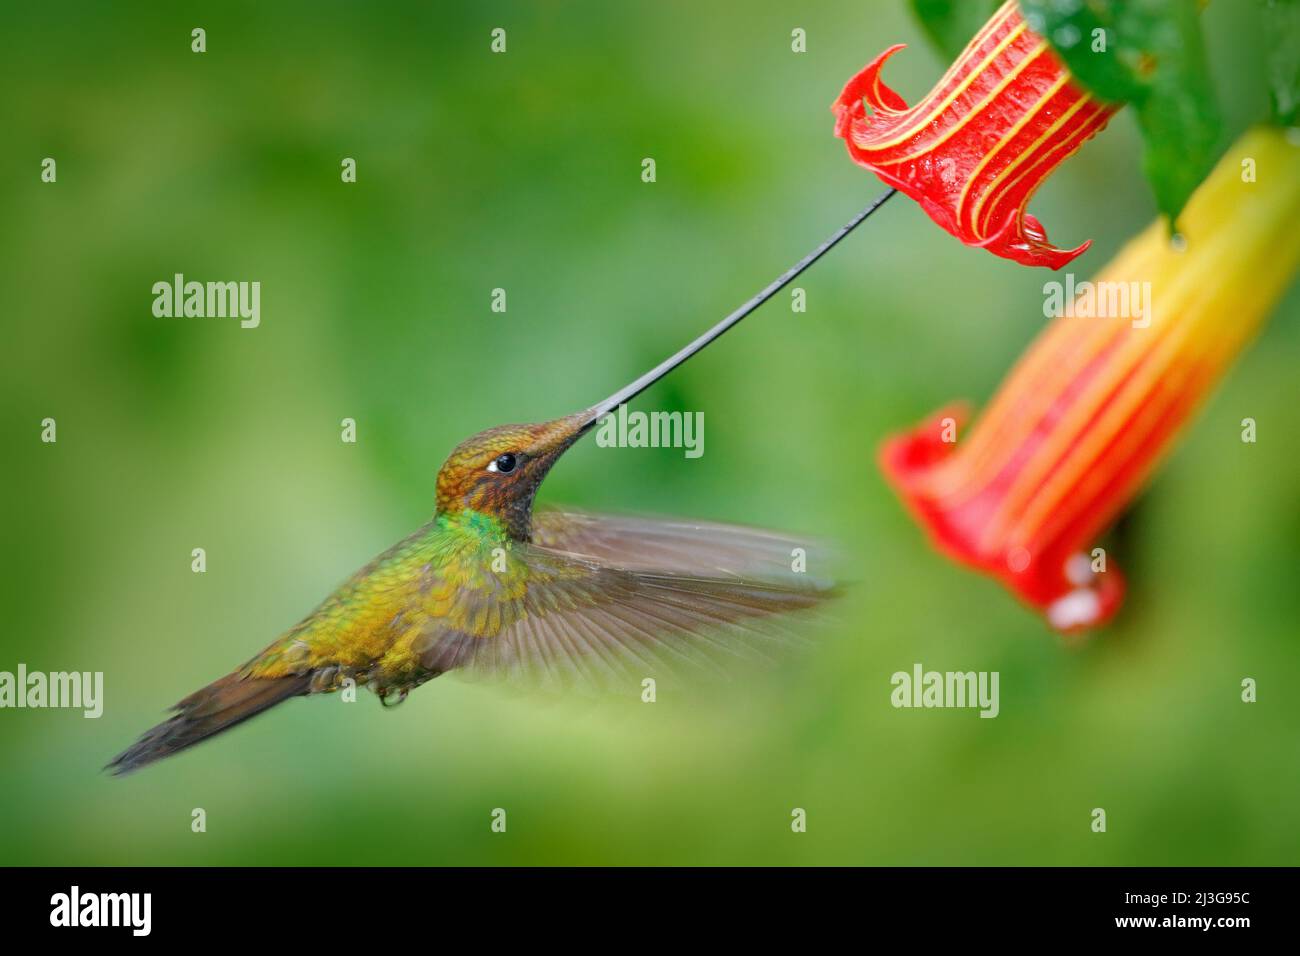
[833,1,1118,269]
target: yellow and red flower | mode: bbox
[879,127,1300,631]
[833,0,1118,269]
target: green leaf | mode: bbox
[1019,0,1223,227]
[1264,0,1300,126]
[908,0,1005,61]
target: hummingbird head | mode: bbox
[435,409,593,540]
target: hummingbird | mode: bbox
[107,189,897,774]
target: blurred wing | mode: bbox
[418,540,837,694]
[531,509,831,583]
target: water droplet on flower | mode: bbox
[1054,25,1082,49]
[1047,589,1102,631]
[1065,553,1094,586]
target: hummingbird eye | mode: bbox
[488,452,518,475]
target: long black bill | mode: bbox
[580,186,898,432]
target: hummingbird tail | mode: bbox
[106,670,312,775]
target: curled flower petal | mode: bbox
[833,1,1118,269]
[880,126,1300,632]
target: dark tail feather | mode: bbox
[106,671,312,775]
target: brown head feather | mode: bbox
[434,410,589,540]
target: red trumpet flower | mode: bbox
[879,127,1300,632]
[833,0,1118,269]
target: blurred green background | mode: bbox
[1,1,1297,866]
